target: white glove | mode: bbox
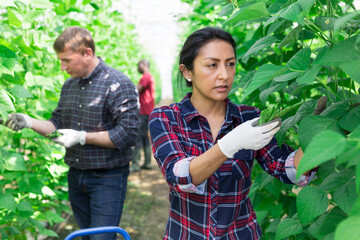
[5,113,33,131]
[52,129,86,148]
[218,117,280,158]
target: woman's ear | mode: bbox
[179,64,192,81]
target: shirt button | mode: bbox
[76,158,79,162]
[212,203,216,207]
[78,122,81,126]
[89,81,92,84]
[82,87,85,90]
[79,104,82,108]
[212,223,216,227]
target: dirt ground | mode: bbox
[53,158,169,240]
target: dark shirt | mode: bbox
[149,93,296,239]
[50,58,139,170]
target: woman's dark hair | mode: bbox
[178,27,237,88]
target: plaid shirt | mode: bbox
[149,93,312,240]
[50,58,139,170]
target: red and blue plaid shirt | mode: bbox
[149,93,312,240]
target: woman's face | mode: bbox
[188,40,236,103]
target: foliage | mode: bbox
[179,0,360,239]
[0,0,151,238]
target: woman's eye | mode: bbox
[227,62,235,67]
[208,63,217,68]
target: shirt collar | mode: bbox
[79,57,104,83]
[179,92,243,125]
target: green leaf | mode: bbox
[3,153,26,171]
[0,89,15,111]
[241,64,286,100]
[296,65,321,85]
[339,60,360,85]
[14,36,36,57]
[314,36,360,66]
[275,217,303,240]
[0,194,17,212]
[45,211,65,226]
[299,115,343,150]
[17,201,34,212]
[297,130,347,177]
[273,71,302,82]
[244,35,279,58]
[19,177,44,194]
[278,25,302,49]
[296,186,328,224]
[334,216,360,240]
[338,105,360,132]
[333,178,357,214]
[224,2,270,26]
[319,169,354,191]
[321,100,350,120]
[319,207,347,236]
[286,47,311,71]
[280,0,316,25]
[7,8,22,28]
[10,85,33,99]
[0,45,18,74]
[335,140,360,166]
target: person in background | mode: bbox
[148,27,316,240]
[131,59,155,171]
[5,26,139,240]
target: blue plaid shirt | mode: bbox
[50,58,139,170]
[149,93,309,240]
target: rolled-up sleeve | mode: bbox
[149,108,197,192]
[285,150,316,186]
[108,78,140,150]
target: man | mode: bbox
[130,60,155,171]
[5,26,139,240]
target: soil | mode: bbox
[52,159,169,240]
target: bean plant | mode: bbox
[179,0,360,239]
[0,0,152,238]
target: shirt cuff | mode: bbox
[173,157,207,194]
[285,150,316,187]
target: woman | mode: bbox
[149,27,315,240]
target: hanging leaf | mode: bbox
[296,65,321,85]
[273,71,302,82]
[275,217,303,240]
[338,105,360,132]
[297,130,347,177]
[286,47,311,71]
[278,25,303,49]
[0,89,15,112]
[241,64,286,100]
[224,2,270,26]
[299,115,343,150]
[0,45,18,75]
[333,178,357,214]
[280,0,316,25]
[10,85,33,99]
[334,11,360,32]
[3,153,26,171]
[339,60,360,85]
[244,35,279,59]
[314,36,360,66]
[0,194,17,212]
[7,8,22,28]
[296,186,328,224]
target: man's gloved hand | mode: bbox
[313,96,328,115]
[218,117,281,158]
[52,129,86,148]
[5,113,33,131]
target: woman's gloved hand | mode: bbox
[218,117,281,158]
